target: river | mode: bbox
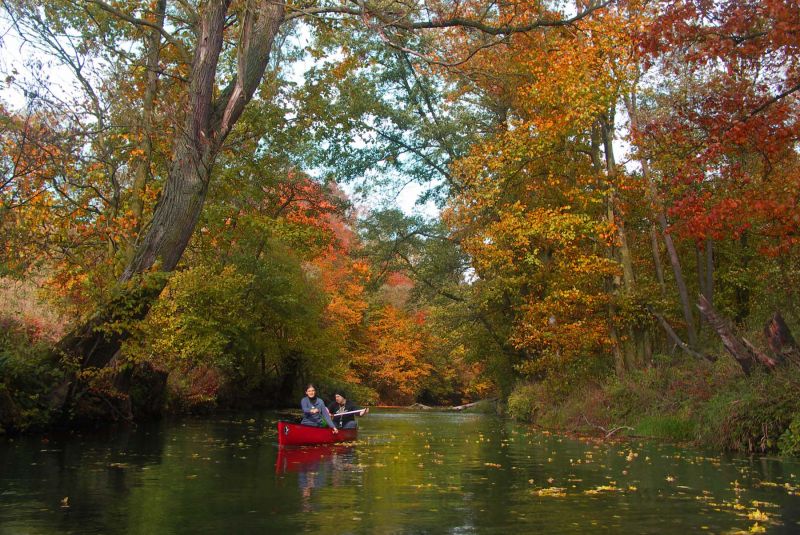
[1,410,799,534]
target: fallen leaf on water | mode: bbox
[747,510,769,522]
[535,487,566,497]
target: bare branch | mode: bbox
[86,0,192,64]
[286,0,612,34]
[749,81,800,117]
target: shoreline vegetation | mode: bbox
[1,282,799,457]
[2,0,800,462]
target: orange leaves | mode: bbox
[351,304,432,404]
[436,4,645,377]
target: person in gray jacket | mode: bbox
[300,384,338,433]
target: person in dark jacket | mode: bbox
[327,391,368,429]
[300,384,337,433]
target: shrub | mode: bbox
[0,317,61,431]
[778,415,800,457]
[507,383,543,421]
[697,367,800,452]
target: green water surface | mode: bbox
[1,410,799,534]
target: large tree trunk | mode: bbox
[51,0,286,412]
[625,92,697,349]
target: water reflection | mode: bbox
[276,445,359,512]
[275,444,355,473]
[0,411,799,534]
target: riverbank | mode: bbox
[507,355,800,456]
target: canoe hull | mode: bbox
[277,421,358,447]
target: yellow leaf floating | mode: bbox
[535,487,567,497]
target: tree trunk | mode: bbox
[600,111,639,372]
[697,296,754,374]
[600,113,635,290]
[625,91,697,349]
[764,312,798,365]
[705,239,714,303]
[650,307,713,362]
[696,242,706,330]
[735,233,751,324]
[696,243,707,305]
[52,0,286,411]
[650,225,666,292]
[697,295,778,374]
[125,0,167,266]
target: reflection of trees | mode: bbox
[0,421,166,531]
[5,412,796,533]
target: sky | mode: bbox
[0,13,438,220]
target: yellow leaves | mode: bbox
[747,509,769,522]
[351,304,433,403]
[534,487,567,497]
[583,484,620,495]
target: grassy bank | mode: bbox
[507,355,800,456]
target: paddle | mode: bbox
[330,409,367,419]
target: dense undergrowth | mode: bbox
[507,354,800,456]
[3,284,800,458]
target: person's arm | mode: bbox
[328,402,340,419]
[320,402,338,432]
[301,397,314,417]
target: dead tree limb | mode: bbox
[648,307,715,362]
[741,338,779,370]
[697,295,757,375]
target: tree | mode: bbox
[0,0,609,398]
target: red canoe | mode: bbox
[277,421,358,447]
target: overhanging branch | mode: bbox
[86,0,192,64]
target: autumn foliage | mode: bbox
[2,0,800,436]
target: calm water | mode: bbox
[1,410,799,534]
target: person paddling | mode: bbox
[300,384,338,434]
[327,391,368,429]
